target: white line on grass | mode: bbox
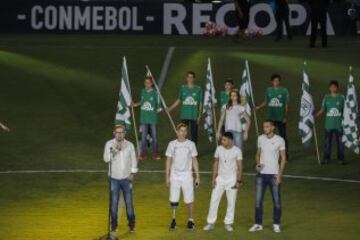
[0,169,359,184]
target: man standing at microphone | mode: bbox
[103,125,138,234]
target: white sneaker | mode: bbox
[273,224,281,233]
[249,224,263,232]
[203,223,215,231]
[224,224,234,232]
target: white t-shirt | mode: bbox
[214,145,243,181]
[257,134,285,174]
[166,139,198,176]
[224,104,246,132]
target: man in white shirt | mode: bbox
[203,132,243,232]
[249,120,286,233]
[103,125,138,234]
[165,123,200,231]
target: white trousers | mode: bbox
[206,178,238,225]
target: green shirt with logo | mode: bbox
[140,88,159,124]
[265,87,289,122]
[321,94,345,130]
[178,84,203,120]
[219,91,229,110]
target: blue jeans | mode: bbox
[110,178,135,227]
[181,119,198,144]
[229,130,243,150]
[324,129,344,162]
[255,174,281,225]
[140,124,158,154]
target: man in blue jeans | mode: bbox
[103,125,138,235]
[249,120,286,233]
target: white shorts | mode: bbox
[169,173,194,204]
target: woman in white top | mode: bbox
[217,90,251,149]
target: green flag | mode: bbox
[342,66,359,154]
[298,62,315,148]
[114,57,132,130]
[203,58,217,142]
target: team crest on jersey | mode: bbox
[141,101,154,111]
[327,108,341,117]
[268,98,283,107]
[183,96,197,105]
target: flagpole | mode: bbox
[123,57,140,156]
[246,60,259,136]
[312,122,321,165]
[146,65,177,134]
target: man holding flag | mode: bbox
[342,67,359,155]
[168,72,203,145]
[315,80,345,164]
[132,76,161,161]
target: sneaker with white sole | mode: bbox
[203,223,215,231]
[249,224,263,232]
[273,224,281,233]
[224,224,234,232]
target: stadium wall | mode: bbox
[0,0,354,35]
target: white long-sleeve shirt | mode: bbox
[103,138,138,180]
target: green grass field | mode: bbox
[0,35,360,240]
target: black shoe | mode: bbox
[169,219,176,231]
[187,220,195,231]
[111,224,118,232]
[129,223,135,233]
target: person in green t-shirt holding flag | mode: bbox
[315,80,345,165]
[256,74,289,158]
[168,71,203,145]
[133,76,162,161]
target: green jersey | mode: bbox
[321,94,345,130]
[178,84,203,120]
[219,91,229,110]
[140,88,159,124]
[265,87,289,122]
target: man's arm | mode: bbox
[236,160,244,188]
[255,146,261,172]
[216,109,226,140]
[275,149,286,185]
[211,159,219,188]
[284,103,289,123]
[103,143,111,163]
[165,157,172,187]
[167,99,180,112]
[255,100,267,111]
[129,144,138,180]
[192,157,200,187]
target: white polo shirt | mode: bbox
[214,145,243,182]
[165,139,198,177]
[258,134,285,175]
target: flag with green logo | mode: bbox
[114,57,132,130]
[203,58,217,142]
[342,67,359,154]
[239,60,253,131]
[298,62,315,147]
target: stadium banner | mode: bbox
[0,0,354,35]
